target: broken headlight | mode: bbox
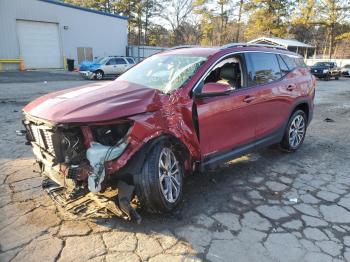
[90,122,132,146]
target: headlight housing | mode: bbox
[323,69,329,73]
[90,121,132,146]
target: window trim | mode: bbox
[192,51,301,95]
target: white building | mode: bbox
[0,0,128,70]
[248,37,315,58]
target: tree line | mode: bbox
[64,0,350,58]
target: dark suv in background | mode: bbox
[22,44,316,220]
[310,62,341,80]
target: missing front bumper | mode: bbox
[42,177,141,223]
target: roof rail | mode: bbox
[221,43,287,51]
[167,45,199,50]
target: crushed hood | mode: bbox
[23,80,162,123]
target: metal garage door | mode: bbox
[16,20,62,69]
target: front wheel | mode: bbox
[280,110,307,152]
[135,143,183,213]
[94,70,104,80]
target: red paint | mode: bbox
[23,46,316,177]
[202,82,232,93]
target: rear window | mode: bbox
[246,52,282,85]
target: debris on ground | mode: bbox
[324,118,335,122]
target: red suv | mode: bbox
[22,44,315,218]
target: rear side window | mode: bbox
[246,53,282,85]
[126,58,135,64]
[115,58,127,64]
[281,55,297,70]
[277,55,290,76]
[295,57,307,68]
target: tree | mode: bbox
[317,0,350,58]
[159,0,194,45]
[244,0,291,40]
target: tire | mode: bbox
[134,143,184,213]
[94,70,104,80]
[280,110,307,152]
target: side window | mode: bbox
[246,53,282,85]
[115,58,127,65]
[203,55,244,90]
[106,58,116,65]
[281,55,297,70]
[294,57,307,68]
[277,55,290,76]
[126,58,135,64]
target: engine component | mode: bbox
[86,141,127,192]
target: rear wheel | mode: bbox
[95,70,104,80]
[135,143,183,213]
[280,110,307,152]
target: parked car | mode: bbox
[22,44,315,220]
[341,64,350,77]
[310,62,341,80]
[79,56,135,80]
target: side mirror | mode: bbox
[194,82,232,98]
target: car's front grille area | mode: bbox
[29,124,55,154]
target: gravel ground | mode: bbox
[0,78,350,262]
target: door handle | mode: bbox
[243,96,255,103]
[287,85,296,91]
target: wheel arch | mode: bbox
[290,100,310,123]
[117,133,192,182]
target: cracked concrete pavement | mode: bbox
[0,77,350,261]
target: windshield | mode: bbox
[118,54,207,93]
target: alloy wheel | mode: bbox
[288,115,305,148]
[158,147,181,203]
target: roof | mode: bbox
[39,0,128,20]
[161,47,219,57]
[248,37,314,48]
[159,45,298,58]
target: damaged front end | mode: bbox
[22,114,141,223]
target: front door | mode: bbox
[194,54,258,158]
[102,58,117,75]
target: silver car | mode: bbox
[80,56,135,80]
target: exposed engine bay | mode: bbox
[22,115,141,222]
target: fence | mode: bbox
[126,45,168,62]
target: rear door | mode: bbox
[114,58,129,74]
[245,52,297,139]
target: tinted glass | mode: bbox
[295,57,307,68]
[281,55,297,70]
[277,55,290,76]
[106,58,116,65]
[115,58,127,64]
[126,58,135,64]
[246,53,282,85]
